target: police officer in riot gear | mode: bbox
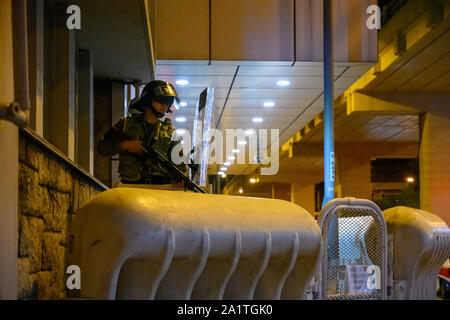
[97,80,187,185]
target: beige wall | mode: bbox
[93,81,113,187]
[336,145,372,199]
[212,0,294,61]
[76,50,94,175]
[283,141,419,213]
[27,0,44,136]
[0,0,18,299]
[43,2,76,160]
[111,81,125,186]
[350,92,450,224]
[291,180,316,216]
[420,108,450,225]
[155,0,210,60]
[154,0,378,62]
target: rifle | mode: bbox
[110,126,206,193]
[143,147,206,193]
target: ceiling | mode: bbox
[265,8,450,179]
[59,0,447,178]
[61,0,154,83]
[157,61,374,175]
[362,22,450,92]
[301,110,419,144]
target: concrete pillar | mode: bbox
[291,172,322,216]
[337,145,371,199]
[112,82,125,125]
[111,82,125,186]
[76,50,94,174]
[0,0,18,299]
[291,180,316,216]
[93,80,126,187]
[272,183,292,202]
[27,0,44,136]
[420,109,450,225]
[94,81,112,187]
[43,2,76,160]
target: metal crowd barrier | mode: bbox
[316,198,388,300]
[315,198,450,300]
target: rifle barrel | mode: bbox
[146,149,206,194]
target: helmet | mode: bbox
[129,80,181,117]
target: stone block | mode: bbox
[43,189,69,239]
[36,270,66,300]
[72,177,101,214]
[70,177,79,214]
[17,257,38,300]
[42,232,65,272]
[26,140,41,171]
[35,271,52,300]
[19,134,26,162]
[42,232,66,299]
[52,158,73,193]
[38,154,73,193]
[19,163,43,218]
[79,182,94,210]
[37,150,48,183]
[19,215,45,272]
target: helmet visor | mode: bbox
[152,82,181,103]
[155,96,180,113]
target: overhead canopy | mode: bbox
[60,0,155,83]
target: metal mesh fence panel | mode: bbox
[319,201,387,300]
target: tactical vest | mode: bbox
[116,115,176,182]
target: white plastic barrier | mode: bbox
[383,206,450,300]
[70,187,322,300]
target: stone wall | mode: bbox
[18,131,106,299]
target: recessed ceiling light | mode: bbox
[277,80,290,86]
[245,129,255,135]
[224,162,231,166]
[175,117,186,122]
[176,129,186,135]
[252,117,263,123]
[232,149,240,154]
[238,140,247,145]
[220,167,228,171]
[221,173,227,178]
[228,156,236,160]
[180,101,187,107]
[176,80,189,85]
[263,101,275,107]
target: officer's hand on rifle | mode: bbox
[119,140,148,154]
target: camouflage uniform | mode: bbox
[97,113,186,183]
